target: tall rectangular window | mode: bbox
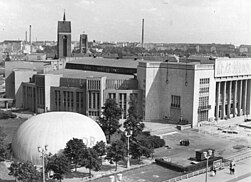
[171,95,181,108]
[199,96,209,106]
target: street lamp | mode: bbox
[38,145,48,182]
[125,130,133,168]
[203,150,212,182]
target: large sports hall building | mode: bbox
[5,57,251,127]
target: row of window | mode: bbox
[87,80,100,90]
[199,87,209,93]
[200,78,210,85]
[66,63,137,75]
[89,111,100,116]
[199,96,209,107]
[198,110,208,122]
[54,90,84,112]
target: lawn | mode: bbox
[0,118,26,143]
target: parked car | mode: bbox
[180,139,190,146]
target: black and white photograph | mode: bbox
[0,0,251,181]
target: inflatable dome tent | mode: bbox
[12,112,106,165]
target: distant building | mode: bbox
[80,34,88,54]
[5,59,66,107]
[239,45,251,54]
[1,40,22,53]
[57,12,71,58]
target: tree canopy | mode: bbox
[98,98,122,143]
[123,95,144,138]
[84,148,101,178]
[8,161,41,182]
[105,140,126,171]
[93,141,106,157]
[46,154,71,182]
[130,135,154,162]
[63,138,87,172]
[0,127,8,161]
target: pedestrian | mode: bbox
[229,161,236,175]
[230,166,235,175]
[213,169,217,175]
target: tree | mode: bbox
[8,161,20,182]
[46,154,71,182]
[93,141,106,164]
[130,135,154,162]
[105,140,126,171]
[63,138,87,172]
[98,98,122,143]
[123,95,144,138]
[93,141,106,157]
[84,148,101,178]
[0,127,8,161]
[8,161,41,182]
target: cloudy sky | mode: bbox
[0,0,250,45]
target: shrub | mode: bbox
[155,158,184,172]
[148,135,165,148]
[0,110,17,119]
[156,156,224,173]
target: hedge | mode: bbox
[0,110,17,119]
[155,156,224,173]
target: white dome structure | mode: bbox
[12,112,106,165]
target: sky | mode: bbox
[0,0,251,45]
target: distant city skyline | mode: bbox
[0,0,251,45]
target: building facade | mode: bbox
[8,56,251,128]
[137,58,251,127]
[79,34,88,54]
[21,71,140,120]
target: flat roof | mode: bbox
[68,57,139,69]
[48,69,135,80]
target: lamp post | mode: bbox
[38,145,48,182]
[203,150,212,182]
[125,130,133,168]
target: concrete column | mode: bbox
[95,92,98,109]
[227,81,232,118]
[243,80,247,115]
[247,80,251,115]
[66,92,69,111]
[73,92,76,112]
[69,92,72,111]
[60,91,64,111]
[238,80,243,116]
[221,81,226,119]
[215,82,221,120]
[233,81,237,117]
[126,93,130,117]
[91,92,94,109]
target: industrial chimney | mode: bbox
[29,25,32,53]
[141,18,144,48]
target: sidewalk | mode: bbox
[182,157,251,182]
